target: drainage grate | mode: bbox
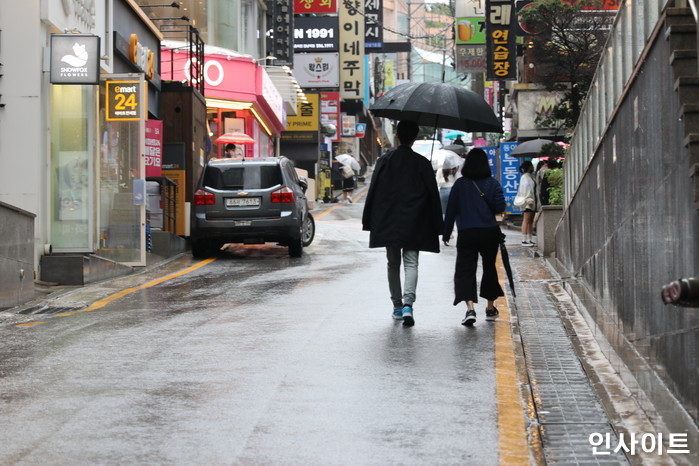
[514,279,630,465]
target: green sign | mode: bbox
[455,17,486,45]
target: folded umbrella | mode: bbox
[498,231,516,297]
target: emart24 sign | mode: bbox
[106,80,143,121]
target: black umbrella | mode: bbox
[442,144,466,155]
[496,230,516,297]
[370,82,503,133]
[509,138,555,158]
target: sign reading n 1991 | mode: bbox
[106,80,142,121]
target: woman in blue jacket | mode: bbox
[443,148,506,327]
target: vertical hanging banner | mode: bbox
[267,0,295,66]
[485,0,517,80]
[364,0,383,49]
[339,0,365,99]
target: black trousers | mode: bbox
[453,227,504,305]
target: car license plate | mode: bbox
[226,197,260,207]
[234,220,252,227]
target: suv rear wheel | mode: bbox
[301,214,315,247]
[288,235,303,257]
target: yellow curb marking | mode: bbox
[495,260,531,465]
[15,322,48,328]
[14,258,217,326]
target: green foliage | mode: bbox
[518,0,611,131]
[545,168,564,205]
[539,142,566,158]
[427,3,454,16]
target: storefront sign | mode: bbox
[355,123,366,137]
[499,142,521,214]
[294,16,339,52]
[364,0,383,49]
[294,0,338,14]
[455,17,486,44]
[294,53,340,88]
[145,120,163,177]
[321,91,341,142]
[286,93,319,131]
[341,114,356,136]
[106,80,143,121]
[339,0,365,99]
[50,34,101,85]
[486,0,517,80]
[129,34,155,80]
[456,44,487,73]
[266,0,294,66]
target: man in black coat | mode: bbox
[362,120,444,327]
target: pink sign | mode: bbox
[145,120,163,177]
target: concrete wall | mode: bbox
[0,202,36,310]
[0,2,47,275]
[555,15,699,430]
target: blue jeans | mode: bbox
[439,187,451,214]
[386,247,419,308]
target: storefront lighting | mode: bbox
[250,107,273,136]
[205,98,253,111]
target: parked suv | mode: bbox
[190,157,315,258]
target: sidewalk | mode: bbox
[503,227,682,465]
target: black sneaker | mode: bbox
[485,307,499,321]
[461,310,476,326]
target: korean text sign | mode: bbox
[339,0,365,99]
[499,142,521,214]
[486,0,517,80]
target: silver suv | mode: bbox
[190,157,315,258]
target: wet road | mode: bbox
[0,197,524,465]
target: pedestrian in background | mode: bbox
[362,120,443,327]
[224,143,237,158]
[516,160,538,246]
[443,148,506,326]
[453,135,465,146]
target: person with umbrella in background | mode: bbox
[443,148,506,327]
[335,150,360,203]
[362,120,443,327]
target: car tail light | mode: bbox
[271,186,295,203]
[194,189,215,205]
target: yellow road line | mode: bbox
[16,322,47,328]
[315,188,368,220]
[14,258,217,326]
[495,261,531,465]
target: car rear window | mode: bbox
[203,164,283,190]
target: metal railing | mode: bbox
[564,0,670,205]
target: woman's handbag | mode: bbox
[513,195,527,207]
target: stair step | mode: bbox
[670,49,698,77]
[682,133,699,166]
[674,76,699,102]
[680,104,699,135]
[665,24,698,52]
[666,7,696,27]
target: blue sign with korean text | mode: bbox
[482,146,498,174]
[499,142,521,214]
